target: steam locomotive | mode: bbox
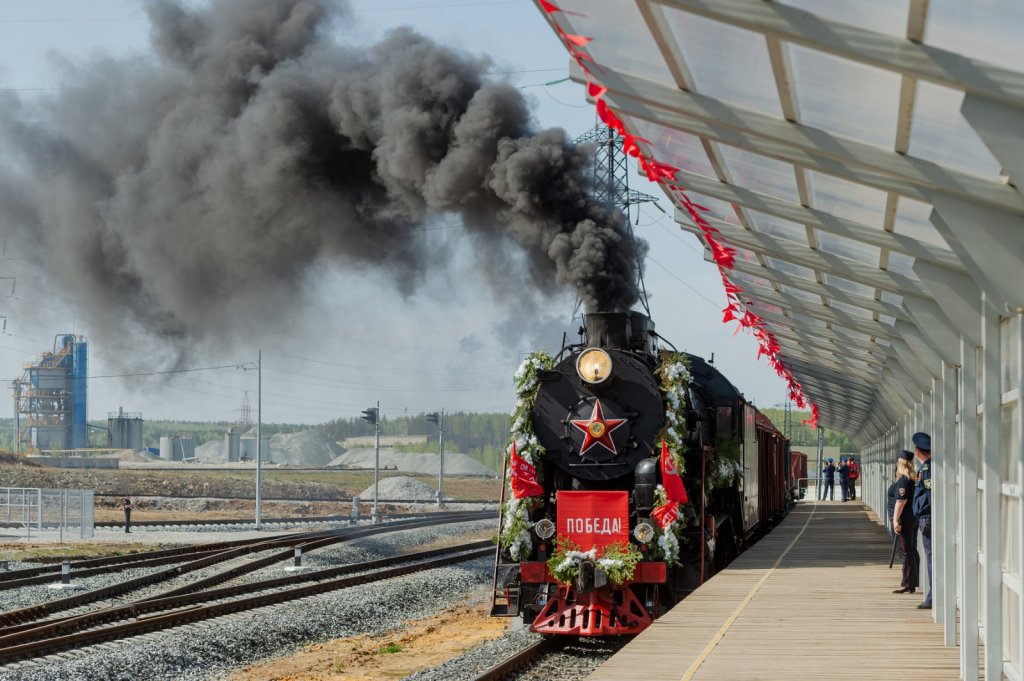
[491,311,795,636]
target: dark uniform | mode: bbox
[123,496,133,534]
[912,432,932,608]
[821,462,836,500]
[838,461,850,501]
[888,474,918,591]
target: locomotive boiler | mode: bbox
[491,310,792,636]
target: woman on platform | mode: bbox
[888,451,919,594]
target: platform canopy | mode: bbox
[536,0,1024,445]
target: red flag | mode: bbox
[650,501,679,529]
[509,441,543,499]
[660,439,688,504]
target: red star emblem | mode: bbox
[570,399,627,456]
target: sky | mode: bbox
[0,0,789,428]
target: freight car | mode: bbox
[491,311,794,636]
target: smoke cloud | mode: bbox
[0,0,645,348]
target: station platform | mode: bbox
[588,501,959,681]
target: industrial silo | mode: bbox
[108,408,143,450]
[179,437,196,461]
[225,428,241,462]
[159,436,174,460]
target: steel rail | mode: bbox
[0,512,492,628]
[468,638,566,681]
[0,542,493,664]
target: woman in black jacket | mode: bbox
[888,451,919,594]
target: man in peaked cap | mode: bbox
[911,432,932,609]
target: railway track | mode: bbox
[469,636,627,681]
[0,511,492,627]
[0,540,493,665]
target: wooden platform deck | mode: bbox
[587,501,960,681]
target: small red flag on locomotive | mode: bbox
[652,440,688,528]
[509,441,543,499]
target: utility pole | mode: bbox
[11,380,19,454]
[255,350,262,530]
[816,426,825,501]
[362,404,380,523]
[427,410,445,509]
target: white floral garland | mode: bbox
[652,351,692,565]
[499,351,555,560]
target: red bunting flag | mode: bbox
[509,441,543,499]
[660,439,688,504]
[652,440,688,528]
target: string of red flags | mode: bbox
[539,0,818,430]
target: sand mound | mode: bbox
[328,449,495,477]
[358,476,439,501]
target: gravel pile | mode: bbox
[196,429,341,467]
[331,449,496,477]
[359,476,440,501]
[0,520,498,681]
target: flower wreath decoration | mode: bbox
[499,351,555,560]
[650,351,692,564]
[547,538,642,587]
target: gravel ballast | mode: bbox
[0,519,498,681]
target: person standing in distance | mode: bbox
[912,432,932,609]
[838,458,851,502]
[847,457,859,501]
[123,495,133,534]
[821,458,836,500]
[889,450,919,594]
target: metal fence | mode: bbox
[0,488,95,540]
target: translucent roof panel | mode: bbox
[744,210,809,243]
[630,120,717,178]
[763,256,817,281]
[925,0,1024,65]
[885,252,919,277]
[880,290,904,306]
[554,0,674,84]
[830,300,875,320]
[822,273,878,298]
[892,197,950,248]
[807,171,888,226]
[779,285,824,305]
[718,145,800,204]
[906,82,1003,179]
[816,231,881,263]
[730,270,772,290]
[662,9,784,117]
[776,0,909,38]
[750,300,784,317]
[684,192,736,222]
[788,45,901,148]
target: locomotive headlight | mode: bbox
[535,518,556,540]
[576,348,613,384]
[633,521,656,544]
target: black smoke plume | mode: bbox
[0,0,645,346]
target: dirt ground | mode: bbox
[230,596,511,681]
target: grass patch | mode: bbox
[377,644,403,654]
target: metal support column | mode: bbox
[982,295,1003,679]
[940,363,957,645]
[960,336,980,681]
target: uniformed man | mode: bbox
[838,458,850,502]
[123,496,133,534]
[821,458,836,500]
[911,432,932,609]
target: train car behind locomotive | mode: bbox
[491,311,793,636]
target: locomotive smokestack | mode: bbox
[584,311,656,355]
[0,0,646,349]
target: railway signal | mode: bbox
[427,410,446,509]
[363,403,381,522]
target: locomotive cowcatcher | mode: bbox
[491,311,794,636]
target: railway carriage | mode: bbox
[491,311,794,636]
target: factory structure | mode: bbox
[12,334,89,452]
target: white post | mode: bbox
[373,400,380,523]
[255,350,262,530]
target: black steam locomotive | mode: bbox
[491,311,793,636]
